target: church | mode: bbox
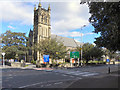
[27,2,83,63]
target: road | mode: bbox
[1,64,120,89]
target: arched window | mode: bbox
[41,15,43,22]
[44,16,47,24]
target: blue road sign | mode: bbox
[43,55,49,62]
[106,59,110,62]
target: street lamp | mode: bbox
[2,52,5,67]
[80,25,86,67]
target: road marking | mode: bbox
[73,72,90,75]
[18,78,75,88]
[19,82,43,88]
[54,82,63,85]
[62,74,67,76]
[82,73,98,76]
[76,77,82,79]
[40,85,44,87]
[46,84,51,86]
[54,70,100,77]
[70,76,74,78]
[8,74,12,76]
[66,72,75,74]
[7,77,13,79]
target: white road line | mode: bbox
[18,78,75,88]
[19,82,43,88]
[7,77,13,79]
[66,72,76,74]
[82,73,98,76]
[8,74,12,76]
[76,77,82,79]
[62,74,67,76]
[73,72,90,75]
[40,85,44,87]
[46,84,51,86]
[54,82,63,85]
[70,76,74,78]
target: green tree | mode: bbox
[1,30,28,60]
[77,43,104,64]
[82,43,94,63]
[90,47,104,60]
[82,2,120,51]
[104,48,117,60]
[37,38,67,62]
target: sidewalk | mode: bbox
[0,62,36,69]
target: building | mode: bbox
[27,2,83,63]
[51,34,83,51]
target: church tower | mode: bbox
[33,2,51,61]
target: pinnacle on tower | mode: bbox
[38,0,42,7]
[48,4,51,10]
[34,4,36,10]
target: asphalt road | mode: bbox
[1,64,120,89]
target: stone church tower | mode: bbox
[28,2,51,62]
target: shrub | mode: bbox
[31,60,36,64]
[58,62,62,64]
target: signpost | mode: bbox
[106,59,110,74]
[70,51,80,67]
[43,55,49,63]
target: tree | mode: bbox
[1,30,28,60]
[37,38,67,63]
[90,47,104,60]
[81,1,120,51]
[103,48,117,60]
[76,43,104,64]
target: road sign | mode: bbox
[43,55,49,62]
[106,59,110,62]
[70,51,80,58]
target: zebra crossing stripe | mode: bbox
[54,70,99,77]
[71,72,90,75]
[66,72,76,74]
[82,73,98,76]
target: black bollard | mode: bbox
[108,66,110,74]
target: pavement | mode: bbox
[0,62,36,69]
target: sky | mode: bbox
[0,0,100,45]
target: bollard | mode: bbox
[108,66,110,74]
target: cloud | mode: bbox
[53,31,94,38]
[1,1,90,34]
[51,2,90,33]
[84,33,94,36]
[8,25,15,29]
[0,1,33,25]
[92,43,96,46]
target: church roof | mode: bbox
[51,34,83,48]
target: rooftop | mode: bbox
[51,34,83,48]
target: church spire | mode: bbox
[38,0,42,7]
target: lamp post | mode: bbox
[2,52,5,67]
[80,25,86,67]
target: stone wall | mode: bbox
[11,62,25,67]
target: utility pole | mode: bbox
[80,25,86,67]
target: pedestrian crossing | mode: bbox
[53,70,99,77]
